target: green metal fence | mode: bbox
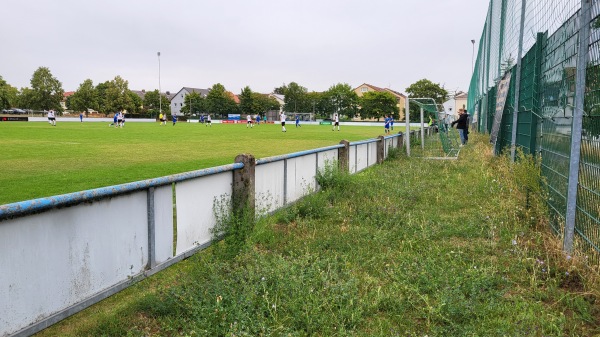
[468,0,600,265]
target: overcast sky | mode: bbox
[1,0,489,96]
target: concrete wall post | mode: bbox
[338,140,350,173]
[377,136,385,163]
[233,154,255,218]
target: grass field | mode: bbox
[32,133,600,336]
[0,121,393,205]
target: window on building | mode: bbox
[361,87,368,93]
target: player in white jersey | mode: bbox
[280,112,287,132]
[206,114,212,127]
[47,110,56,126]
[247,114,253,128]
[332,113,339,131]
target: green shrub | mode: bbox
[316,160,351,190]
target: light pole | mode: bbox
[157,52,161,116]
[471,39,475,75]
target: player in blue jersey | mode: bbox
[384,115,391,134]
[109,112,118,127]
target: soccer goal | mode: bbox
[291,112,314,121]
[404,97,461,159]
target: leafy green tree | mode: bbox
[29,67,64,111]
[358,91,399,121]
[17,87,35,110]
[143,90,170,116]
[273,84,287,95]
[126,91,143,114]
[405,79,447,122]
[69,79,98,114]
[239,86,254,115]
[250,93,279,116]
[104,76,131,113]
[306,92,329,118]
[205,83,238,118]
[322,83,359,118]
[0,76,19,109]
[283,82,309,112]
[180,92,205,115]
[95,81,110,114]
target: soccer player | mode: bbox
[109,112,118,127]
[280,112,287,132]
[200,115,204,124]
[256,114,261,125]
[172,114,177,126]
[247,114,253,128]
[160,113,167,126]
[332,113,339,131]
[117,111,123,128]
[48,110,56,126]
[390,115,394,130]
[295,115,301,128]
[206,114,212,127]
[384,115,391,134]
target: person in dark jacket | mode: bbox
[451,109,469,145]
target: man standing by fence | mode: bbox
[451,109,469,146]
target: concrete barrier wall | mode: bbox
[0,133,406,337]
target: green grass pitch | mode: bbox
[0,121,392,204]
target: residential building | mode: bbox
[170,87,210,115]
[61,91,75,111]
[442,91,468,117]
[353,83,407,121]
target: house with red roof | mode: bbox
[353,83,407,121]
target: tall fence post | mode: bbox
[233,154,255,218]
[510,0,527,162]
[338,140,350,173]
[564,0,591,254]
[377,136,385,163]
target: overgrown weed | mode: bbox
[35,133,600,336]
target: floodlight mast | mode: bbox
[158,52,161,116]
[405,98,410,156]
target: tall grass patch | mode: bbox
[34,132,600,336]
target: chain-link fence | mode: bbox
[468,0,600,265]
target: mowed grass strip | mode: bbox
[0,121,389,204]
[33,133,600,336]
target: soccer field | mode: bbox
[0,121,390,204]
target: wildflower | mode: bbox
[216,295,222,303]
[512,239,517,246]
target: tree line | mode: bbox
[1,67,448,121]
